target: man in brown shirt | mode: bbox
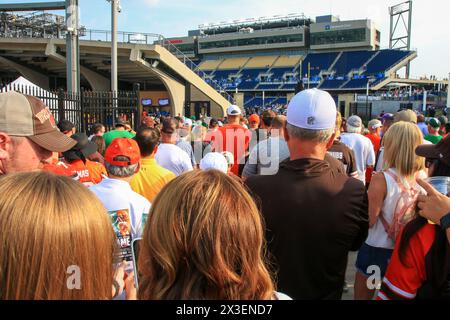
[246,89,368,300]
[328,112,358,178]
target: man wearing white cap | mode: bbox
[340,115,376,185]
[246,89,368,300]
[199,152,228,174]
[210,105,251,176]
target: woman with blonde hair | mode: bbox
[354,121,427,300]
[136,170,288,300]
[0,172,119,300]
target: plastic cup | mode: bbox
[426,177,450,196]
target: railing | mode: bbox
[0,83,141,132]
[0,27,235,104]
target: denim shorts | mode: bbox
[355,243,394,277]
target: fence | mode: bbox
[0,84,140,134]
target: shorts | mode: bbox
[355,243,394,277]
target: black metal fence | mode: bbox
[0,84,140,134]
[350,102,373,124]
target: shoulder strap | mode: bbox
[384,169,410,193]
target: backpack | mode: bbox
[379,170,420,241]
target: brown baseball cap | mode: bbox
[394,110,417,124]
[0,91,77,152]
[416,135,450,167]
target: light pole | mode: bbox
[66,0,80,94]
[107,0,120,93]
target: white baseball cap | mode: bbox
[199,152,228,174]
[287,89,337,130]
[183,117,193,127]
[227,105,242,116]
[368,119,382,130]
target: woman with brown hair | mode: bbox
[136,170,288,300]
[0,172,120,300]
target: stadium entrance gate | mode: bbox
[0,84,141,133]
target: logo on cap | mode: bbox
[35,107,53,124]
[307,117,315,125]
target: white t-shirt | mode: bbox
[90,178,151,272]
[340,133,376,184]
[155,143,194,176]
[366,168,427,249]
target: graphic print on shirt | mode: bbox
[109,209,133,262]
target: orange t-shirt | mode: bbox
[211,124,251,175]
[86,160,107,184]
[65,159,106,186]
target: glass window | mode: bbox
[310,28,366,46]
[199,34,303,50]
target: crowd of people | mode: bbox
[0,89,449,300]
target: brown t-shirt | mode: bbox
[245,158,368,300]
[328,140,358,178]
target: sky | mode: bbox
[4,0,450,79]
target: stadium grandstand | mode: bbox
[163,12,439,112]
[0,8,447,119]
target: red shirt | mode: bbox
[365,133,382,154]
[210,124,251,175]
[365,133,381,184]
[377,223,435,300]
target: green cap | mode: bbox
[428,118,441,129]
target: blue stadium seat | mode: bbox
[270,67,293,79]
[213,69,240,79]
[320,79,347,89]
[333,51,375,76]
[238,80,258,90]
[301,52,340,77]
[258,83,282,90]
[363,50,412,76]
[342,78,369,89]
[240,68,268,80]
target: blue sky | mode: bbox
[4,0,450,79]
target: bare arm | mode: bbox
[368,172,387,228]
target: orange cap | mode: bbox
[248,114,260,124]
[105,138,141,166]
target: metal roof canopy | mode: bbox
[0,2,66,12]
[0,1,80,94]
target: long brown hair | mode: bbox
[0,172,116,300]
[138,170,275,300]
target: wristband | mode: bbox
[440,212,450,230]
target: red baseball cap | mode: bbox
[248,114,260,124]
[105,138,140,166]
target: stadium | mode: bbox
[0,1,448,126]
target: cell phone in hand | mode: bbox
[131,238,141,289]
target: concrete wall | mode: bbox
[370,101,422,117]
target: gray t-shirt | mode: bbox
[176,140,196,166]
[242,137,290,178]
